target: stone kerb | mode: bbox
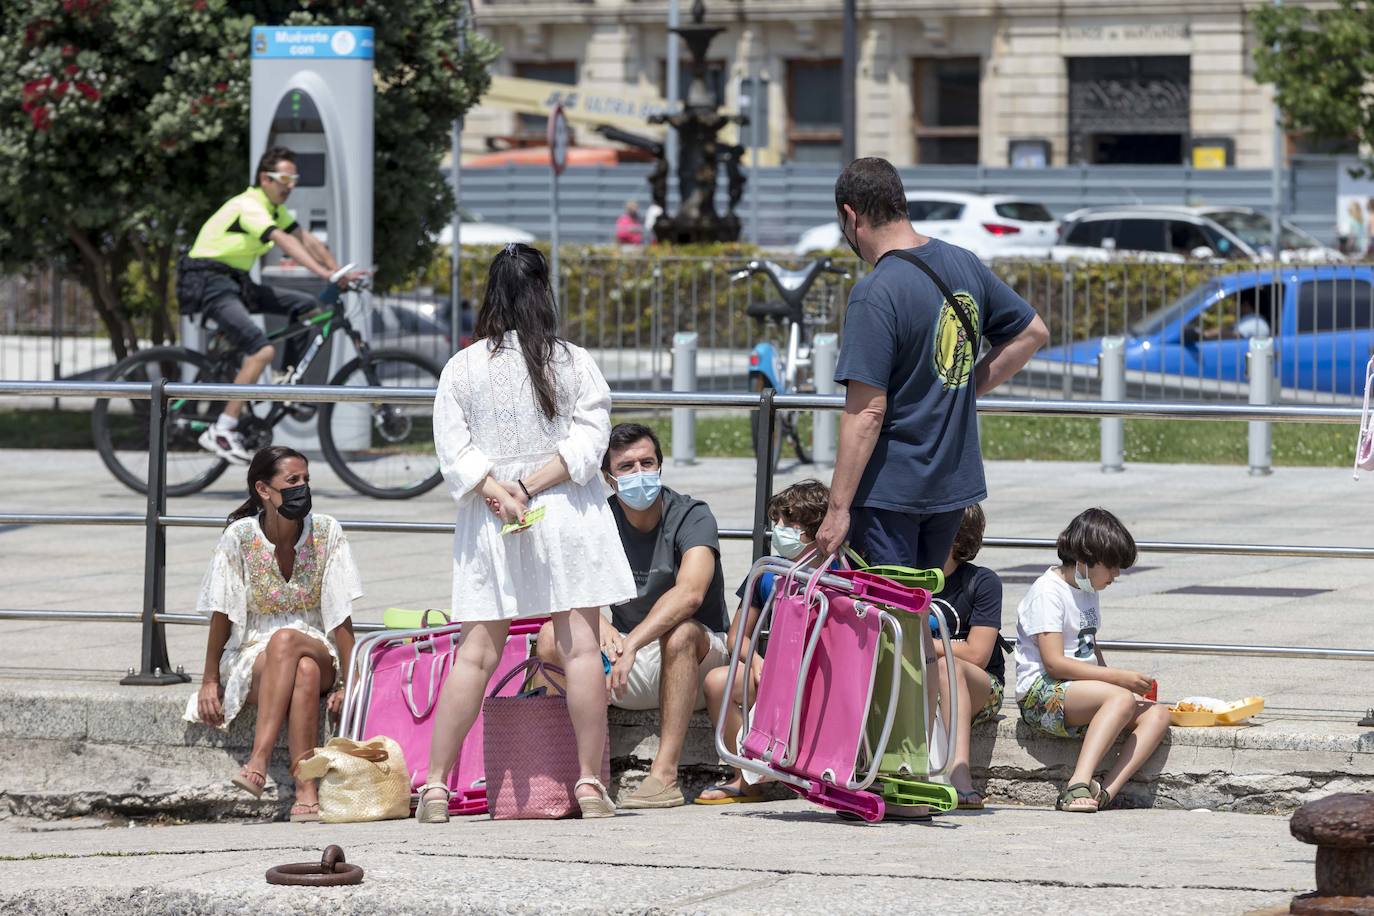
[2,684,1371,821]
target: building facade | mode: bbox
[464,0,1291,169]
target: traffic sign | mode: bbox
[548,104,570,176]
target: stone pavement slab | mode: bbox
[0,801,1312,915]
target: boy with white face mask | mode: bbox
[534,423,730,809]
[1013,507,1172,813]
[696,479,829,804]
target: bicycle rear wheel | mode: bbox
[317,348,445,499]
[91,346,230,496]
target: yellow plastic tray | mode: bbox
[1169,708,1218,727]
[1215,696,1265,725]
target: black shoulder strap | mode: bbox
[877,248,979,352]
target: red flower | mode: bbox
[75,82,100,101]
[54,82,70,98]
[31,106,51,131]
[199,94,214,105]
[62,45,77,58]
[65,64,79,76]
[214,82,228,92]
[193,0,207,9]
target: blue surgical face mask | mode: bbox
[770,525,806,559]
[615,470,661,511]
[1073,562,1097,594]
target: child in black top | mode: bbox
[931,503,1006,810]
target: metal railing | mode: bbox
[0,378,1372,694]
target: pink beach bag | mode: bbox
[482,658,610,820]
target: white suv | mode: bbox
[1052,205,1342,263]
[793,190,1059,260]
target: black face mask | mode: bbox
[272,483,312,521]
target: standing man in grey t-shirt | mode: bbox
[814,158,1049,568]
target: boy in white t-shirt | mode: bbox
[1013,507,1170,813]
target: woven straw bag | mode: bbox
[294,736,411,823]
[482,658,610,820]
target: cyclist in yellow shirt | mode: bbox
[178,146,367,462]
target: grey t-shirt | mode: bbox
[608,486,729,634]
[834,238,1036,513]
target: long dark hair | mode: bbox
[227,446,308,525]
[474,243,566,420]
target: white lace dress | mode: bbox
[182,513,363,730]
[434,333,636,619]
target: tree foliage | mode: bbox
[0,0,496,358]
[1252,0,1371,166]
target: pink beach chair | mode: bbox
[720,556,914,822]
[342,617,547,815]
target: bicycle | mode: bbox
[92,270,447,499]
[730,256,851,471]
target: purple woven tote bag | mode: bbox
[482,658,610,820]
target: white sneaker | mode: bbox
[198,427,253,464]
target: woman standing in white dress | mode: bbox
[418,243,636,823]
[184,446,362,822]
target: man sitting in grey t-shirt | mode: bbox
[536,422,729,810]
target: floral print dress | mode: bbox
[182,513,363,730]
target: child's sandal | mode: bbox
[1055,782,1099,813]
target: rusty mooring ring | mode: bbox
[266,844,364,887]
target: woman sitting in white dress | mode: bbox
[183,446,362,822]
[418,242,636,823]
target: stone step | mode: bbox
[2,681,1370,820]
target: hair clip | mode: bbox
[504,242,518,257]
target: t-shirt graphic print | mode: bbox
[933,289,981,392]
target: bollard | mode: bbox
[1099,336,1125,473]
[671,332,698,466]
[812,333,838,467]
[1289,793,1374,913]
[1248,337,1275,477]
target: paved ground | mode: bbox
[0,799,1313,915]
[1,446,1371,716]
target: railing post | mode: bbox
[671,331,697,465]
[122,377,189,686]
[1248,336,1275,477]
[812,333,838,467]
[1099,336,1125,473]
[752,387,776,561]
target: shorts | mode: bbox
[972,673,1005,727]
[610,623,729,711]
[1017,675,1088,739]
[200,279,314,358]
[850,506,965,569]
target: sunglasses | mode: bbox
[264,171,299,186]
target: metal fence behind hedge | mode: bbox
[4,257,1372,405]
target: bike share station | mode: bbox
[182,25,376,451]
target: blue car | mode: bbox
[1040,267,1374,396]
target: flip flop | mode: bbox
[289,802,321,823]
[693,783,766,805]
[231,767,266,799]
[956,790,985,810]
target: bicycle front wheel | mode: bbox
[91,346,231,496]
[318,348,444,499]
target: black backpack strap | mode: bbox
[876,248,979,352]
